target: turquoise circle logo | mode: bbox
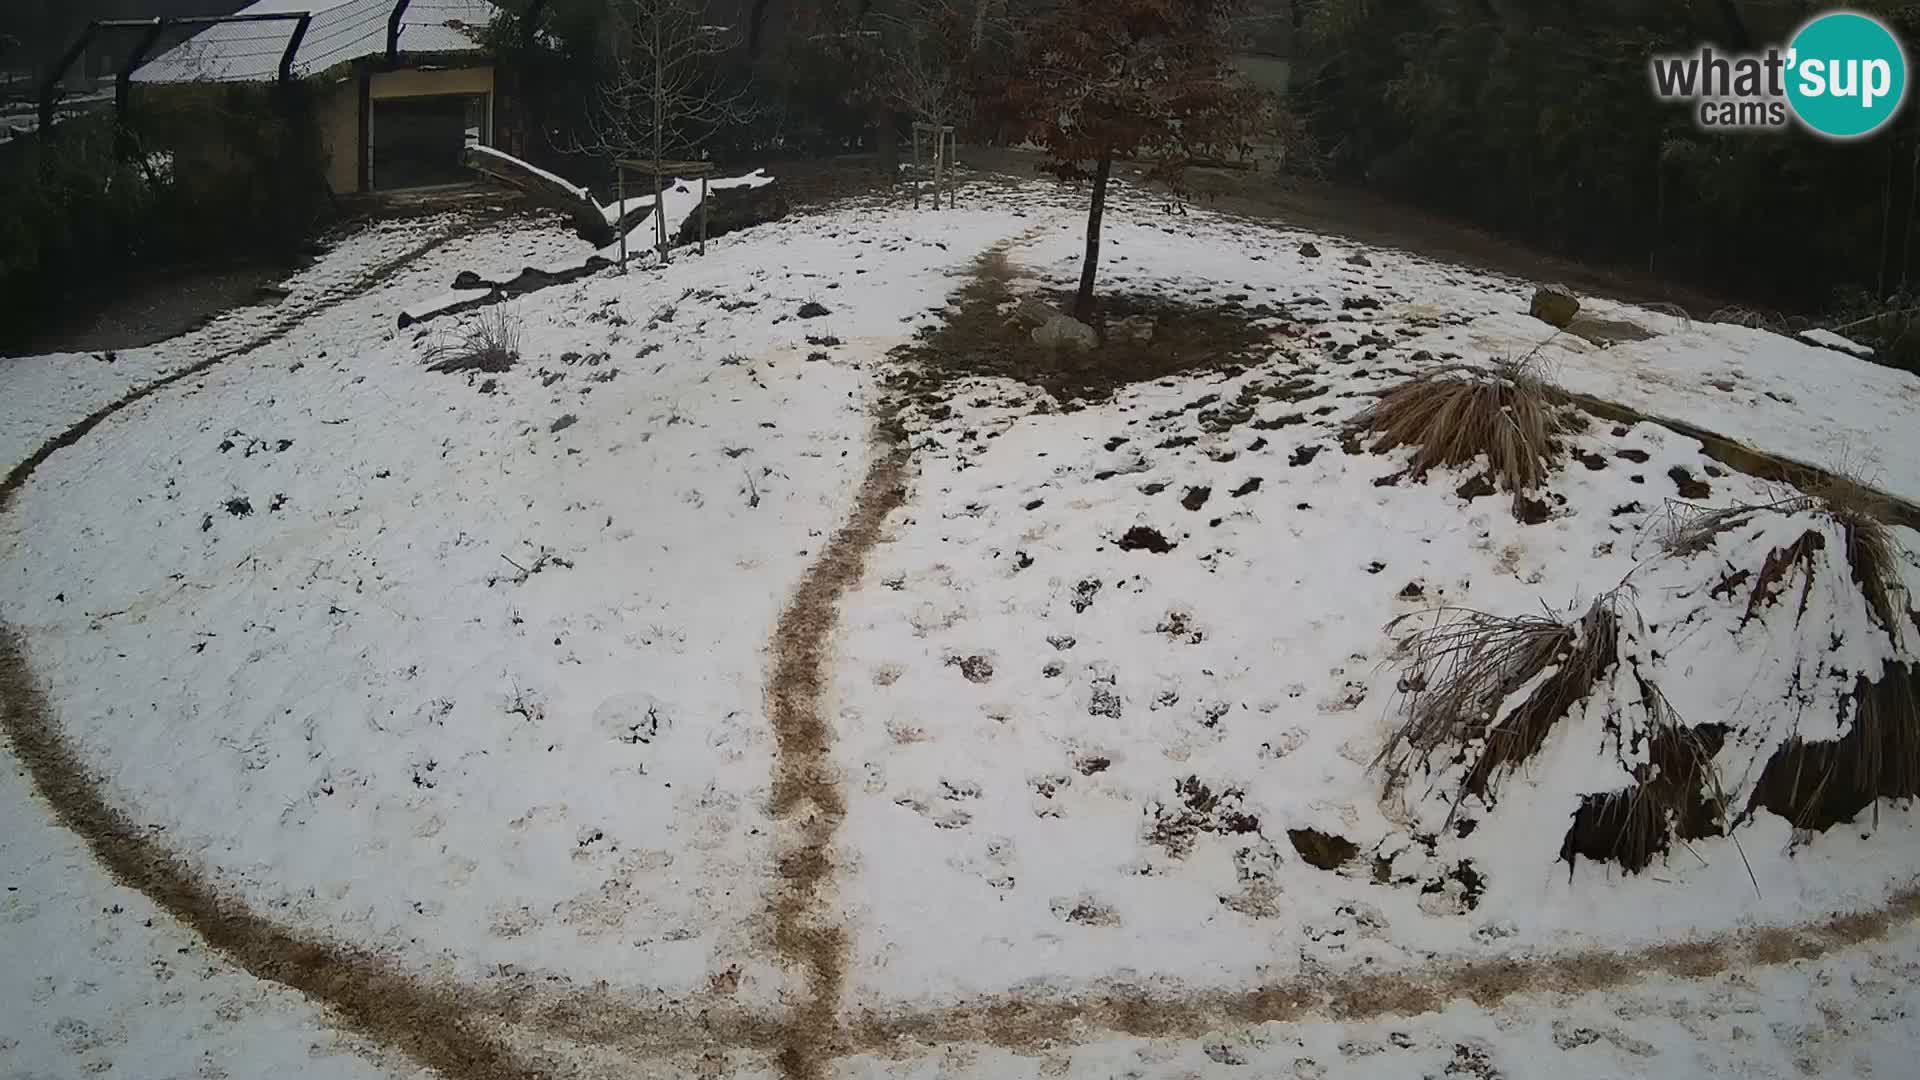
[1786,11,1908,138]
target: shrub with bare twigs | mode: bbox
[424,307,522,374]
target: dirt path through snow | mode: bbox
[767,415,912,1080]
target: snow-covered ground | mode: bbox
[3,177,1919,1079]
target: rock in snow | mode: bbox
[1033,313,1098,351]
[1530,284,1581,328]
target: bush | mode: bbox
[0,83,330,348]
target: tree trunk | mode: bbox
[653,0,667,262]
[748,0,774,58]
[1074,151,1112,322]
[876,107,899,180]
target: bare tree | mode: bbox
[874,0,1009,205]
[574,0,752,261]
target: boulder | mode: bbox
[1530,285,1581,328]
[1347,252,1373,267]
[1033,314,1098,352]
[1298,242,1322,258]
[798,301,832,319]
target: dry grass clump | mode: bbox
[1810,474,1909,637]
[1560,680,1734,876]
[1348,358,1572,494]
[1378,592,1624,816]
[1709,305,1791,332]
[425,306,522,374]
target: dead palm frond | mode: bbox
[1378,592,1624,815]
[1641,301,1695,330]
[1348,358,1571,494]
[1659,494,1813,557]
[424,306,522,374]
[1709,305,1789,332]
[1749,664,1920,833]
[1658,477,1908,639]
[1561,674,1752,885]
[1809,474,1909,638]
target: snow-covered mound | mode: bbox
[1384,496,1918,886]
[3,177,1919,1080]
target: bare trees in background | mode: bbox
[573,0,752,259]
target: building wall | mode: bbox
[315,63,494,194]
[318,76,358,195]
[371,65,492,101]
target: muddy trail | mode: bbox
[766,421,912,1080]
[842,887,1920,1052]
[2,223,1919,1080]
[1,215,488,514]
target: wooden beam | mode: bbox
[38,22,100,145]
[387,0,413,64]
[280,14,312,82]
[614,159,718,177]
[115,20,168,161]
[356,63,372,192]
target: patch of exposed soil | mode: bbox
[1146,776,1262,859]
[1668,465,1712,499]
[1288,827,1360,870]
[1117,526,1176,553]
[890,250,1280,404]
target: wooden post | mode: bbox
[356,63,372,192]
[699,174,708,255]
[653,168,665,264]
[38,22,100,151]
[616,163,627,271]
[921,123,936,212]
[115,20,168,164]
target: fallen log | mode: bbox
[462,146,614,246]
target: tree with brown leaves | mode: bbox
[1001,0,1265,320]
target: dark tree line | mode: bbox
[1291,0,1920,364]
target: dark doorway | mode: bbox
[371,94,481,190]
